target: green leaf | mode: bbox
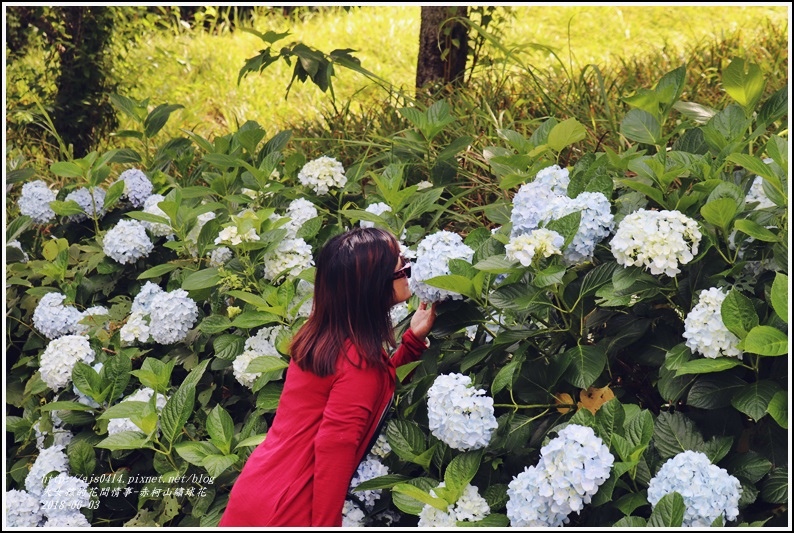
[72,361,103,403]
[199,315,232,334]
[392,483,448,512]
[621,109,662,145]
[67,439,97,477]
[563,344,606,389]
[733,219,778,243]
[724,452,772,484]
[160,383,196,444]
[720,289,759,339]
[686,374,748,410]
[231,311,280,329]
[647,491,685,527]
[722,57,765,115]
[653,411,705,459]
[727,153,783,194]
[456,514,510,527]
[742,326,787,356]
[354,474,409,492]
[473,255,517,274]
[182,268,221,290]
[50,161,85,178]
[443,450,483,504]
[207,405,235,455]
[423,274,476,300]
[201,454,239,478]
[50,200,86,216]
[174,441,218,466]
[98,401,149,420]
[143,103,184,138]
[396,361,423,383]
[386,420,429,468]
[137,263,180,280]
[103,179,126,211]
[491,361,519,394]
[700,197,738,232]
[613,516,648,527]
[731,380,781,422]
[245,356,289,374]
[213,334,245,361]
[770,273,788,323]
[674,357,743,376]
[760,468,788,504]
[40,401,96,412]
[96,431,149,451]
[234,434,267,450]
[766,390,787,429]
[547,118,586,152]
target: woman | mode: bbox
[219,227,437,527]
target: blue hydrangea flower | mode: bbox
[64,186,106,222]
[118,168,153,207]
[427,373,497,451]
[18,180,57,224]
[103,219,154,264]
[410,230,474,303]
[148,289,199,344]
[4,489,44,527]
[32,292,84,340]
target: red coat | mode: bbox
[218,328,428,527]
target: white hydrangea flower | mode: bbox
[64,186,106,223]
[399,242,417,260]
[297,155,347,195]
[39,335,96,391]
[263,237,314,281]
[7,239,29,262]
[107,387,168,435]
[745,175,776,210]
[39,473,91,518]
[507,424,613,527]
[683,287,743,359]
[390,302,410,326]
[103,219,154,264]
[120,311,151,346]
[283,197,319,237]
[341,499,367,527]
[533,164,571,193]
[416,180,434,190]
[18,180,57,224]
[118,168,153,207]
[184,211,217,257]
[427,373,497,451]
[131,281,164,314]
[141,194,174,238]
[506,228,564,266]
[147,289,199,344]
[208,246,233,267]
[410,230,474,303]
[611,209,702,277]
[360,202,392,228]
[232,325,287,388]
[418,482,490,526]
[349,457,390,511]
[215,225,260,246]
[42,511,92,527]
[25,445,69,497]
[32,292,84,340]
[648,450,742,527]
[5,489,44,527]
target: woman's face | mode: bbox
[392,254,412,305]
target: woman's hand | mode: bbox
[409,301,438,341]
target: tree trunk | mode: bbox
[415,6,469,94]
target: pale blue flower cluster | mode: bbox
[107,387,168,435]
[5,488,45,527]
[33,414,74,449]
[120,283,198,345]
[118,168,153,207]
[18,180,57,224]
[349,456,390,511]
[360,201,392,228]
[510,166,614,265]
[647,450,742,527]
[410,230,474,303]
[103,219,154,264]
[341,499,367,527]
[418,482,491,526]
[32,292,84,339]
[263,237,314,281]
[610,209,702,277]
[745,176,776,209]
[141,194,174,238]
[25,445,69,497]
[297,155,348,195]
[208,246,233,267]
[390,301,410,326]
[370,432,392,458]
[39,472,91,518]
[427,373,497,451]
[65,186,106,222]
[683,287,743,359]
[507,424,614,527]
[39,335,96,391]
[232,325,287,388]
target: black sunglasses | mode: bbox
[393,256,411,280]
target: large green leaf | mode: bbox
[175,441,219,465]
[674,357,743,376]
[760,468,788,504]
[386,419,430,468]
[723,452,772,484]
[440,450,483,505]
[160,383,196,444]
[722,57,765,115]
[207,405,235,455]
[621,109,662,145]
[392,483,448,512]
[647,491,685,527]
[721,288,759,340]
[770,273,788,323]
[742,326,788,356]
[67,440,97,478]
[653,411,704,459]
[700,197,738,233]
[731,380,781,422]
[213,334,245,361]
[96,431,150,451]
[686,374,747,410]
[181,267,221,290]
[766,390,787,429]
[563,345,606,389]
[547,118,586,152]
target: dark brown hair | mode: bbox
[289,227,402,376]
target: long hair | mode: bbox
[290,227,401,377]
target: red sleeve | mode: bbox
[312,351,381,526]
[391,328,429,368]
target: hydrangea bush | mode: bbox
[5,61,788,527]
